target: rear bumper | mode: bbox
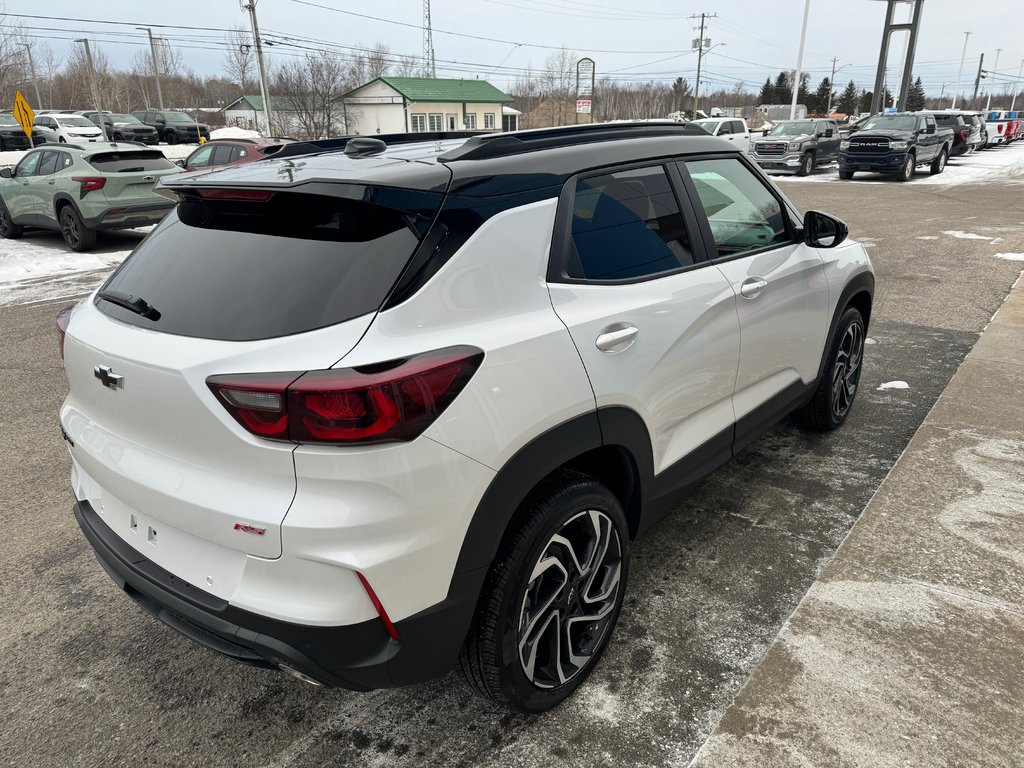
[84,202,175,230]
[74,499,485,689]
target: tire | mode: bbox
[897,153,914,182]
[797,152,815,177]
[930,148,948,175]
[460,470,629,714]
[165,131,178,145]
[795,307,866,431]
[58,136,66,143]
[0,198,23,239]
[112,132,123,141]
[59,205,97,252]
[0,137,5,151]
[838,169,854,180]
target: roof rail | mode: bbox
[437,122,707,161]
[272,130,487,161]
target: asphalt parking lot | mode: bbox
[2,148,1023,768]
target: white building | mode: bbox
[343,77,513,135]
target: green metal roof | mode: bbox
[222,95,307,112]
[347,77,512,104]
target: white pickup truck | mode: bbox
[688,117,752,152]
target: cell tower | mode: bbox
[423,0,436,78]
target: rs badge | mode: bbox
[234,523,266,536]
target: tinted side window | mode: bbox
[683,158,789,257]
[731,121,746,134]
[211,144,234,165]
[186,145,215,168]
[87,151,177,172]
[15,152,41,177]
[37,151,59,176]
[56,152,73,170]
[717,121,733,135]
[570,165,695,281]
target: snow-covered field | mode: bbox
[769,141,1024,186]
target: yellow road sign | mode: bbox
[13,90,35,138]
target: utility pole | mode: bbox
[1011,59,1023,112]
[423,0,436,79]
[241,0,274,135]
[689,12,715,119]
[74,38,107,141]
[951,31,970,109]
[789,0,811,120]
[20,44,42,109]
[137,27,165,110]
[970,53,985,110]
[985,48,1001,111]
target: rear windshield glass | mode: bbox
[95,190,438,341]
[88,151,177,172]
[934,115,961,126]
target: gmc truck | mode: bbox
[839,113,953,182]
[750,119,842,176]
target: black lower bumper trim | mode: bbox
[73,501,482,689]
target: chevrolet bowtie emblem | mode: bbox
[94,364,124,390]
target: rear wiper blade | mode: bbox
[98,289,161,320]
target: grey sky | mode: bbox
[9,0,1024,102]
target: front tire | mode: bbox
[460,470,629,714]
[795,307,866,431]
[838,169,854,180]
[797,152,815,177]
[59,205,97,252]
[165,131,178,145]
[930,148,948,175]
[897,153,914,182]
[58,136,66,144]
[0,198,23,239]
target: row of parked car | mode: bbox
[0,134,298,251]
[0,109,214,150]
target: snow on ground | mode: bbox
[211,127,261,140]
[771,142,1024,186]
[995,253,1024,261]
[877,381,910,390]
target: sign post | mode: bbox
[576,57,595,124]
[13,90,35,148]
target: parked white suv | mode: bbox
[59,124,873,713]
[33,113,104,144]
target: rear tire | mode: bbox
[59,205,97,252]
[460,470,629,714]
[795,307,866,431]
[838,169,854,180]
[930,148,948,175]
[797,152,815,177]
[0,198,23,239]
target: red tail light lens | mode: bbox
[56,304,75,359]
[207,346,483,445]
[71,176,106,194]
[195,188,273,201]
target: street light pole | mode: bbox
[1011,59,1024,112]
[790,0,811,120]
[826,60,849,115]
[20,44,43,109]
[137,27,165,110]
[951,31,970,109]
[73,38,107,141]
[984,48,1001,112]
[241,0,274,135]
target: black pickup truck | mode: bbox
[839,113,953,181]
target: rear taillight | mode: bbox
[960,128,969,141]
[56,304,74,359]
[997,124,1004,134]
[72,176,106,195]
[207,346,484,445]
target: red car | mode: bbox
[176,137,296,172]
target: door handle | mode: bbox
[595,325,639,352]
[47,180,55,185]
[739,278,768,299]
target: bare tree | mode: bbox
[222,26,255,93]
[273,51,349,138]
[392,54,423,78]
[0,5,31,106]
[366,42,390,80]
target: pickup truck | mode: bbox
[688,117,752,152]
[839,113,953,181]
[750,118,841,176]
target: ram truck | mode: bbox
[839,113,952,181]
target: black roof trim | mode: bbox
[437,122,705,161]
[273,131,487,161]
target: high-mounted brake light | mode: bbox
[207,346,484,445]
[72,176,106,194]
[194,188,273,201]
[56,304,75,359]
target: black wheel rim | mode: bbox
[831,322,864,419]
[61,211,80,247]
[517,509,622,689]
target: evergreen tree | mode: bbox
[773,71,792,103]
[906,76,926,111]
[797,72,812,110]
[837,80,859,114]
[759,77,775,105]
[811,76,833,115]
[671,77,692,111]
[859,89,873,113]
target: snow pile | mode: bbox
[877,381,910,391]
[995,253,1024,261]
[211,127,261,140]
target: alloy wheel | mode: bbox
[831,322,864,419]
[517,509,622,689]
[61,210,80,248]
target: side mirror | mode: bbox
[0,168,11,179]
[825,128,835,138]
[848,125,859,133]
[174,159,185,168]
[803,210,848,249]
[762,129,770,136]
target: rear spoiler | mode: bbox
[272,131,487,160]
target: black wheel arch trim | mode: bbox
[817,271,874,383]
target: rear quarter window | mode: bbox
[88,152,177,172]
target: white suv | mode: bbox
[58,124,873,713]
[33,112,104,144]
